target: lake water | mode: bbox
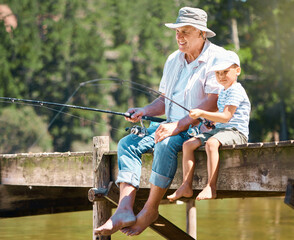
[0,197,293,240]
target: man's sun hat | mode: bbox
[165,7,216,38]
[210,50,240,72]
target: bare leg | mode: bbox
[94,182,137,236]
[121,184,167,236]
[167,138,202,201]
[196,137,221,201]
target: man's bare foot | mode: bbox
[120,206,159,236]
[94,209,136,236]
[196,185,216,201]
[167,183,193,201]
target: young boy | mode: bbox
[167,50,251,201]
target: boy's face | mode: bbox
[215,65,241,89]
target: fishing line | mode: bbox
[82,77,190,112]
[94,78,215,129]
[79,78,212,127]
[29,84,82,149]
[85,82,160,102]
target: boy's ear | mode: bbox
[236,66,241,76]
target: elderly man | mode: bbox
[95,6,226,236]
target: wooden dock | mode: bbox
[1,136,294,239]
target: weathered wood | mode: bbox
[1,140,294,218]
[186,200,197,239]
[88,187,109,202]
[109,140,294,192]
[284,178,294,209]
[0,151,93,186]
[93,136,111,240]
[150,213,195,240]
[0,185,92,217]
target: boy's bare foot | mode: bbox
[94,209,136,236]
[196,185,216,201]
[167,183,193,201]
[120,206,159,236]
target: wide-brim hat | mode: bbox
[165,7,216,38]
[210,50,240,72]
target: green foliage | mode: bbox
[0,106,53,153]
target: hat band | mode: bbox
[176,16,207,28]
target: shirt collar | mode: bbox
[197,40,211,63]
[178,40,211,65]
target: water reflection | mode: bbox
[0,198,293,240]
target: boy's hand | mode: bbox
[189,109,203,119]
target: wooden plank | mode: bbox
[186,200,197,239]
[93,136,111,240]
[284,178,294,209]
[109,144,294,192]
[0,152,93,186]
[1,142,293,192]
[0,183,284,219]
[0,185,92,217]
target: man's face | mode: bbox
[175,26,202,55]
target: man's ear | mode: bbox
[200,31,206,40]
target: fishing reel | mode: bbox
[125,119,148,138]
[203,120,215,129]
[187,118,215,137]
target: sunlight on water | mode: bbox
[0,197,293,240]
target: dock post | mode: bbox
[186,199,197,239]
[284,178,294,209]
[93,136,111,240]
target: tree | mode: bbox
[0,106,53,153]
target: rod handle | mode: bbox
[142,116,166,122]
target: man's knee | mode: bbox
[118,135,130,150]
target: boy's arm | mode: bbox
[189,105,237,123]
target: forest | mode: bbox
[0,0,294,153]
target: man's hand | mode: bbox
[124,108,145,123]
[154,122,180,143]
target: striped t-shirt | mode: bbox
[215,82,251,139]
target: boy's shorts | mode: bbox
[196,127,247,146]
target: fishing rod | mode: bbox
[0,97,166,123]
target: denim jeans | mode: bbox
[116,123,190,189]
